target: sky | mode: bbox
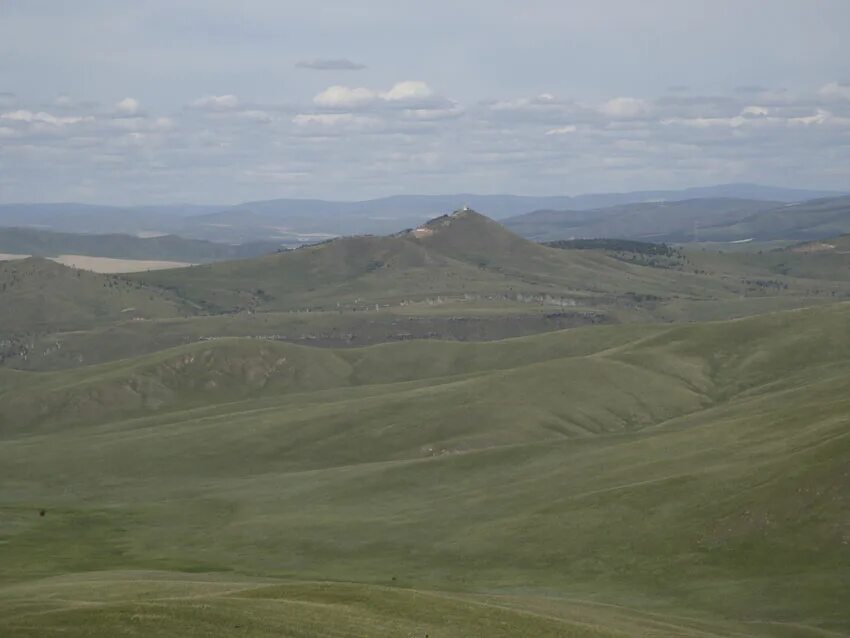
[1,0,850,204]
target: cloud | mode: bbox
[382,81,432,102]
[599,97,650,119]
[4,80,850,204]
[293,113,351,126]
[741,105,769,117]
[115,97,140,115]
[545,125,577,135]
[190,94,240,111]
[312,81,448,110]
[296,58,366,71]
[291,113,382,136]
[109,115,174,132]
[819,82,850,101]
[313,85,378,109]
[1,109,93,127]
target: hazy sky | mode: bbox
[2,0,850,204]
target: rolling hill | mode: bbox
[789,233,850,253]
[503,198,776,242]
[1,303,848,636]
[504,195,850,244]
[698,196,850,242]
[127,209,762,314]
[2,183,840,244]
[3,208,849,372]
[0,257,195,334]
[0,226,283,264]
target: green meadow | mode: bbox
[1,303,848,636]
[1,212,849,636]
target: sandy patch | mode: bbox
[51,255,194,273]
[790,242,836,254]
[0,253,31,261]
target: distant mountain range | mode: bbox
[0,183,844,244]
[503,195,850,243]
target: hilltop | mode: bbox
[128,208,752,314]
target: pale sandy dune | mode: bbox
[0,253,193,273]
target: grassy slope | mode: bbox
[4,212,850,373]
[130,211,746,313]
[502,198,776,242]
[0,226,282,263]
[1,304,848,636]
[503,196,850,244]
[699,197,850,242]
[0,257,195,333]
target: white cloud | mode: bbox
[115,97,140,115]
[313,86,378,109]
[403,105,464,121]
[293,113,374,128]
[789,109,831,126]
[545,125,577,135]
[5,80,850,203]
[109,114,175,132]
[312,81,443,110]
[661,115,746,128]
[599,97,650,118]
[383,81,432,102]
[741,105,768,117]
[819,82,850,101]
[191,94,240,111]
[489,93,565,111]
[1,109,93,126]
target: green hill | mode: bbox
[1,304,848,636]
[503,196,850,243]
[129,209,792,314]
[787,233,850,254]
[0,258,195,334]
[700,196,850,241]
[502,198,775,242]
[3,209,850,373]
[0,226,282,263]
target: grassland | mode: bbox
[2,212,849,636]
[1,304,848,636]
[0,257,197,333]
[0,226,282,264]
[3,211,850,372]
